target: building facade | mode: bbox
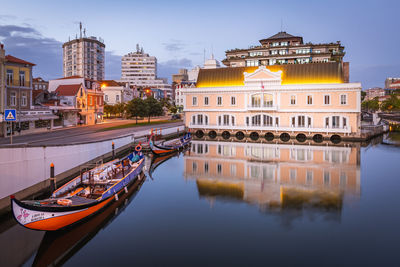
[120,46,171,98]
[100,80,133,105]
[32,77,49,90]
[365,87,385,101]
[1,54,58,137]
[0,44,5,121]
[183,63,361,140]
[49,76,104,125]
[222,31,346,71]
[62,33,105,81]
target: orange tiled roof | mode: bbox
[56,76,83,80]
[5,55,35,66]
[55,84,82,96]
[99,80,125,87]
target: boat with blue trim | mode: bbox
[149,132,191,156]
[11,147,144,231]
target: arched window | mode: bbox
[251,115,261,126]
[263,94,273,107]
[324,115,349,129]
[251,94,261,107]
[218,114,233,126]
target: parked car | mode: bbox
[171,114,181,120]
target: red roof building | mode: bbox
[5,55,35,66]
[55,84,83,96]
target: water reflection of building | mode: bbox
[184,140,360,218]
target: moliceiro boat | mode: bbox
[149,132,192,156]
[11,146,145,231]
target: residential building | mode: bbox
[188,66,201,82]
[204,54,221,69]
[185,140,360,212]
[62,24,105,80]
[385,77,400,89]
[174,81,196,112]
[1,54,58,137]
[49,76,104,125]
[183,63,361,140]
[32,77,49,90]
[100,80,133,105]
[120,45,171,98]
[0,44,5,121]
[222,31,347,80]
[172,69,188,83]
[365,87,385,101]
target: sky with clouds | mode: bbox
[0,0,399,88]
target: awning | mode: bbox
[17,114,59,122]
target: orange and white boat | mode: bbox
[11,148,144,231]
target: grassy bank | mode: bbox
[98,119,182,131]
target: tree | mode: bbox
[361,98,380,111]
[104,104,114,118]
[169,105,178,114]
[126,98,145,123]
[114,102,126,118]
[361,91,366,101]
[381,95,400,111]
[144,96,163,123]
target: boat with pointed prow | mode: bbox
[11,146,145,231]
[149,131,191,156]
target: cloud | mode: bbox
[157,58,193,83]
[0,24,123,82]
[162,39,185,52]
[0,24,63,79]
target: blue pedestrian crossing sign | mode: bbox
[4,109,16,121]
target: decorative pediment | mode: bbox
[244,66,282,86]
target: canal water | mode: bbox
[1,133,400,266]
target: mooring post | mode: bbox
[50,163,56,193]
[112,141,115,159]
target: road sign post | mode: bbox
[4,109,17,145]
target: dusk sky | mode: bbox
[0,0,399,88]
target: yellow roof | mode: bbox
[197,62,345,87]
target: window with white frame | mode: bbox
[290,95,296,105]
[332,116,340,128]
[251,94,261,107]
[231,96,236,106]
[264,94,273,107]
[19,71,25,86]
[306,170,313,185]
[263,115,273,126]
[21,92,27,106]
[6,69,13,85]
[204,162,209,173]
[324,95,330,105]
[217,164,222,174]
[204,96,209,105]
[307,95,313,105]
[10,91,16,106]
[291,115,312,127]
[217,96,222,106]
[340,94,347,105]
[251,115,261,126]
[192,96,197,106]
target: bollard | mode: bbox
[50,163,56,193]
[112,141,115,159]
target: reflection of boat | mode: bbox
[149,152,178,178]
[11,149,144,231]
[32,173,146,267]
[149,132,191,156]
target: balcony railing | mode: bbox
[247,104,277,111]
[188,123,352,134]
[6,80,30,88]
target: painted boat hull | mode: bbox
[150,138,191,156]
[11,158,144,231]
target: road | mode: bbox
[0,119,184,147]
